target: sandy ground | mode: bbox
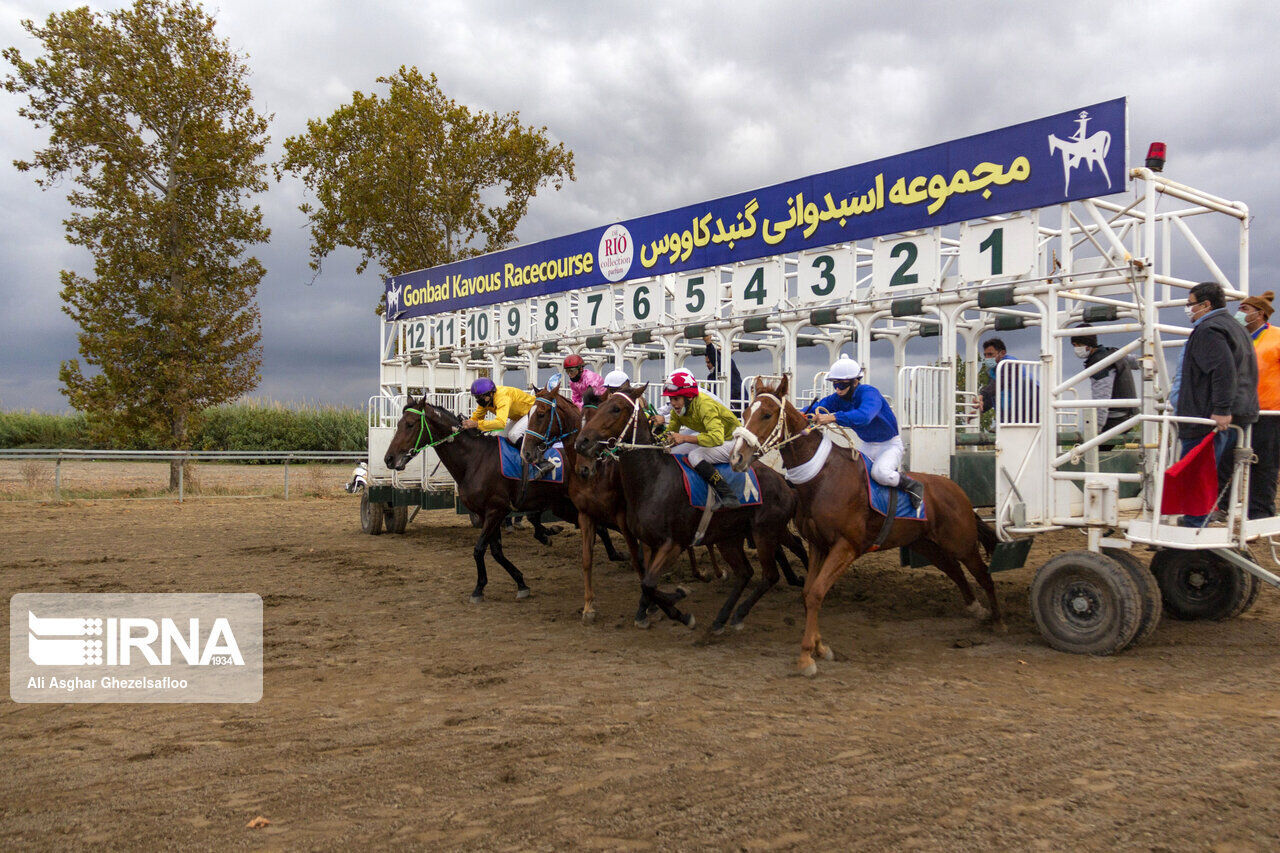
[0,460,354,500]
[2,491,1279,851]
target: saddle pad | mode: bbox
[499,437,564,484]
[860,452,926,520]
[674,457,762,509]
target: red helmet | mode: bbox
[563,354,584,369]
[662,370,700,398]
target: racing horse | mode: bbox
[519,385,644,623]
[575,384,807,634]
[730,376,1003,676]
[384,398,580,603]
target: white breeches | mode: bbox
[861,435,905,487]
[670,439,735,466]
[503,415,530,445]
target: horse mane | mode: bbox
[581,387,605,408]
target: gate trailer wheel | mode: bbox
[360,491,384,535]
[1030,550,1142,655]
[1150,549,1254,621]
[1102,547,1163,650]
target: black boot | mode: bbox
[530,458,557,480]
[898,474,925,510]
[695,461,740,509]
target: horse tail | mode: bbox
[973,511,998,557]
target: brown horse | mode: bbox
[519,386,644,623]
[384,399,580,603]
[730,376,1002,676]
[576,384,807,633]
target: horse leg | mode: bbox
[579,515,597,624]
[780,531,808,587]
[530,511,553,546]
[910,539,981,617]
[597,526,626,562]
[470,511,504,603]
[708,542,753,634]
[488,527,531,599]
[730,535,782,629]
[799,539,858,677]
[637,540,695,629]
[959,544,1005,632]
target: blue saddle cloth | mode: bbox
[860,452,926,519]
[674,457,763,509]
[498,437,564,484]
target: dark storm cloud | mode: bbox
[3,0,1279,410]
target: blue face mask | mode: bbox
[1235,310,1249,326]
[981,357,997,371]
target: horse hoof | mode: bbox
[634,618,651,630]
[469,594,484,604]
[710,622,726,636]
[819,645,835,662]
[730,620,745,632]
[581,609,596,625]
[675,586,691,601]
[683,614,697,630]
[799,660,818,678]
[966,600,990,621]
[516,588,531,600]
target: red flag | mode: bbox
[1161,432,1219,515]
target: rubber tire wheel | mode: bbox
[360,492,384,535]
[1030,550,1142,655]
[386,504,409,535]
[1102,548,1163,650]
[1150,549,1250,621]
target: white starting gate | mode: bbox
[364,97,1280,653]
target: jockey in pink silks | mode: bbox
[563,354,606,408]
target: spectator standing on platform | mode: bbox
[1175,281,1259,525]
[1071,326,1139,449]
[1238,290,1280,518]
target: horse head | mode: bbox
[730,375,791,472]
[383,398,460,471]
[575,383,647,475]
[521,388,578,466]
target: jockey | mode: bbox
[463,378,554,478]
[563,354,605,408]
[602,369,630,392]
[804,354,925,508]
[661,370,742,509]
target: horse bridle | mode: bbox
[525,394,573,449]
[734,392,818,459]
[403,406,460,459]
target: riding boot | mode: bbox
[695,461,740,509]
[898,474,926,510]
[530,458,557,480]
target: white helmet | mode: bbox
[603,369,630,388]
[827,354,863,381]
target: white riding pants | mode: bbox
[861,435,905,488]
[502,414,530,445]
[669,439,735,467]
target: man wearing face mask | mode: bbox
[1236,290,1280,518]
[1175,281,1259,526]
[1071,326,1138,450]
[978,338,1039,424]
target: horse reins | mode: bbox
[403,406,462,458]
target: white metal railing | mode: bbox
[0,448,364,503]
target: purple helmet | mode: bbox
[470,377,496,397]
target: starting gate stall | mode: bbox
[363,97,1280,654]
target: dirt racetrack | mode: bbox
[3,493,1280,850]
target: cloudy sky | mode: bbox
[1,0,1274,411]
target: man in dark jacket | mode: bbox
[1071,327,1138,449]
[1175,281,1260,525]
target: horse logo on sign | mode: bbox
[386,283,403,318]
[1048,110,1112,196]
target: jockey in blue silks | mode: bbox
[803,354,925,508]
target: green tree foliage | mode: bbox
[4,0,270,487]
[278,66,575,295]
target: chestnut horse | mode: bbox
[730,376,1002,676]
[384,399,580,603]
[576,384,807,633]
[519,386,644,623]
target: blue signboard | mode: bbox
[386,98,1126,319]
